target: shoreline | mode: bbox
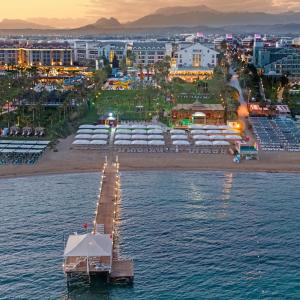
[1,135,300,179]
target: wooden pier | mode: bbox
[63,157,134,284]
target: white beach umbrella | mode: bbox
[172,140,190,145]
[91,134,108,140]
[75,134,92,140]
[115,134,132,140]
[195,140,213,146]
[171,135,188,140]
[148,140,165,146]
[90,140,107,145]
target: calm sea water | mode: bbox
[0,171,299,300]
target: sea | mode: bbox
[0,171,299,300]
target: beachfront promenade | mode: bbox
[63,158,133,284]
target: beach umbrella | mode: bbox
[203,125,219,129]
[217,125,231,130]
[131,124,148,129]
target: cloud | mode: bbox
[85,0,300,21]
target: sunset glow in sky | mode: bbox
[1,0,300,27]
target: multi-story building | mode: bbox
[73,40,101,63]
[174,43,219,69]
[131,42,167,66]
[0,41,73,66]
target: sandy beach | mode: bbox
[1,135,300,179]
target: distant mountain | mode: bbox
[94,17,121,28]
[154,5,218,16]
[125,6,300,28]
[0,19,53,29]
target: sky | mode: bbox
[1,0,300,27]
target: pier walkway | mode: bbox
[64,158,133,284]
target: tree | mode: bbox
[112,54,119,69]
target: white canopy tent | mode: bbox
[72,140,90,145]
[170,129,186,134]
[212,141,230,146]
[132,129,147,134]
[64,233,113,273]
[171,135,188,140]
[131,140,148,145]
[90,140,107,145]
[190,130,206,135]
[193,135,210,140]
[115,134,132,140]
[147,135,164,140]
[116,129,132,134]
[148,140,165,146]
[77,129,95,134]
[114,140,132,145]
[132,134,148,140]
[75,134,92,140]
[147,125,162,129]
[94,129,109,134]
[95,125,109,129]
[173,140,190,145]
[195,140,213,146]
[79,125,95,129]
[91,134,108,140]
[148,129,163,134]
[225,135,242,140]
